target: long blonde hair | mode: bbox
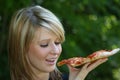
[8,5,65,80]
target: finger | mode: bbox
[75,58,108,80]
[67,64,78,72]
[89,58,108,68]
[87,58,108,72]
[82,63,91,69]
[78,62,92,73]
[75,63,91,80]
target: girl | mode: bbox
[8,5,107,80]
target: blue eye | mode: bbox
[40,44,48,47]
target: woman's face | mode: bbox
[28,27,62,74]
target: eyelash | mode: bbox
[40,44,48,47]
[55,42,61,45]
[40,42,61,48]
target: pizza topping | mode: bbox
[57,48,120,67]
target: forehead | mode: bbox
[34,27,58,41]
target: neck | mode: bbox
[31,66,50,80]
[33,72,49,80]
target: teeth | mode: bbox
[46,59,56,65]
[46,59,54,62]
[46,59,56,63]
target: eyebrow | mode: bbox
[38,38,60,42]
[37,39,50,42]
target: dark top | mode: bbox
[49,73,68,80]
[62,74,68,80]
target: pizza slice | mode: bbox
[57,57,91,67]
[57,48,120,67]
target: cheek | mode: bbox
[58,45,62,55]
[28,44,47,60]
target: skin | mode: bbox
[68,58,108,80]
[28,27,62,80]
[27,27,108,80]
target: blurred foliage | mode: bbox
[0,0,120,80]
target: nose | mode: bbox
[51,43,60,55]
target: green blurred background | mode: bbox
[0,0,120,80]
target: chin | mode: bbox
[47,65,56,72]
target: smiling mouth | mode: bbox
[46,59,57,65]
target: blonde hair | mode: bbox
[8,5,65,80]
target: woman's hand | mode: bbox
[67,58,108,80]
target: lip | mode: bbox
[45,58,57,65]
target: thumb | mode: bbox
[67,64,80,77]
[67,64,78,72]
[66,64,78,80]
